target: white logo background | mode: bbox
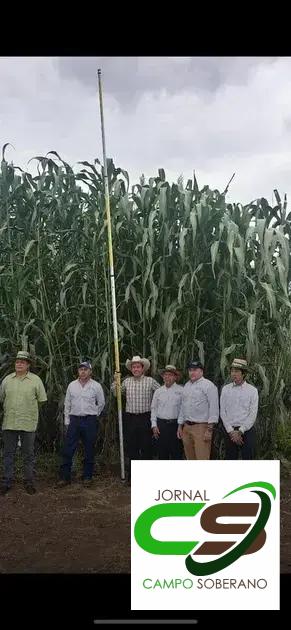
[131,460,280,610]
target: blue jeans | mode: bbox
[60,415,99,481]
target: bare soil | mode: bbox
[0,471,290,573]
[280,476,291,572]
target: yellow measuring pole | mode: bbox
[97,69,125,480]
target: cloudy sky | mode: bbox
[1,56,291,204]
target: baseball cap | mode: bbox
[79,360,92,369]
[187,360,204,370]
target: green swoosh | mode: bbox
[223,481,276,500]
[185,490,271,576]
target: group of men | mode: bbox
[0,349,258,494]
[112,355,258,482]
[0,352,105,495]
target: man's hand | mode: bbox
[236,431,244,445]
[229,430,243,445]
[203,427,213,442]
[177,425,184,440]
[152,426,160,439]
[114,373,128,384]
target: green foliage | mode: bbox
[1,148,291,457]
[274,420,291,460]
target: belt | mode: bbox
[184,421,206,425]
[71,414,97,419]
[157,418,177,424]
[126,411,150,416]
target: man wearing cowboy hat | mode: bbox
[220,358,258,459]
[111,355,160,481]
[57,359,105,487]
[0,350,47,495]
[151,365,183,459]
[178,360,219,460]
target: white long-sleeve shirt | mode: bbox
[220,381,258,434]
[178,377,219,425]
[64,379,105,425]
[151,383,183,427]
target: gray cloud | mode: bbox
[55,57,278,107]
[0,56,290,205]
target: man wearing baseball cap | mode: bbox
[220,358,258,459]
[0,350,47,495]
[178,359,219,459]
[151,365,183,459]
[57,359,105,487]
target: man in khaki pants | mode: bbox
[177,360,219,459]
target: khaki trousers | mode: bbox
[182,422,211,460]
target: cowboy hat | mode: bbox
[231,358,249,371]
[125,355,150,372]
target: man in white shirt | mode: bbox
[58,360,105,487]
[178,360,219,460]
[151,365,183,459]
[220,358,258,460]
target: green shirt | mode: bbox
[0,371,47,431]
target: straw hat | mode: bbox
[231,358,249,371]
[160,364,179,376]
[16,351,31,362]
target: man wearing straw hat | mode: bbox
[177,360,219,460]
[111,355,160,482]
[220,358,258,459]
[151,364,184,459]
[0,350,47,495]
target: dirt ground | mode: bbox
[0,471,290,573]
[280,476,291,572]
[0,469,131,573]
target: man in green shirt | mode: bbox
[0,350,47,495]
